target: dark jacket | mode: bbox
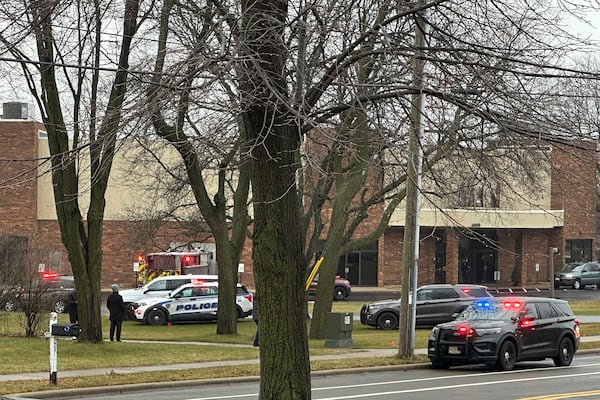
[252,293,259,322]
[67,291,78,313]
[107,292,126,321]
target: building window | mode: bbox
[455,182,500,209]
[315,241,378,286]
[565,239,592,263]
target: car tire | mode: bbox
[496,340,517,371]
[333,287,347,301]
[553,283,559,289]
[553,337,574,367]
[54,300,66,314]
[573,279,583,290]
[376,312,399,330]
[4,300,15,312]
[430,358,450,369]
[146,309,167,326]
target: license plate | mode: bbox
[554,277,560,281]
[448,346,461,355]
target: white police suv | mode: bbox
[131,281,253,325]
[120,274,218,307]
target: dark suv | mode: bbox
[427,297,580,370]
[360,284,492,330]
[3,275,75,313]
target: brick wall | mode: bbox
[0,121,41,237]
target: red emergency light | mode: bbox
[182,255,195,266]
[41,271,59,280]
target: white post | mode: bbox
[49,312,57,385]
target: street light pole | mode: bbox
[399,3,428,357]
[549,247,557,297]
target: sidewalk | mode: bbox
[2,336,600,384]
[0,340,408,383]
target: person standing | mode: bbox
[107,284,126,342]
[67,290,78,324]
[252,291,259,347]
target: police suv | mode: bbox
[120,274,218,307]
[131,282,253,325]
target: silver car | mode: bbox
[554,262,600,290]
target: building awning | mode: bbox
[390,208,564,229]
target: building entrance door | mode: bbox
[458,230,497,284]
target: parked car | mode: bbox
[129,282,253,325]
[360,284,492,330]
[554,261,600,289]
[120,274,218,307]
[308,275,352,301]
[427,296,580,370]
[2,275,75,313]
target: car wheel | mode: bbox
[376,312,399,330]
[553,337,574,367]
[553,283,559,289]
[573,279,583,290]
[333,287,347,301]
[430,358,450,369]
[54,300,66,313]
[496,340,517,371]
[4,300,15,312]
[146,309,167,326]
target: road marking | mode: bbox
[311,371,600,399]
[183,362,600,400]
[517,390,600,400]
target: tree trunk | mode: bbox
[240,0,312,396]
[246,113,311,398]
[27,0,140,342]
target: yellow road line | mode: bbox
[518,390,600,399]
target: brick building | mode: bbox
[0,109,596,289]
[377,142,597,288]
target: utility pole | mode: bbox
[398,3,428,358]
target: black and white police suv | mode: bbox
[130,282,253,325]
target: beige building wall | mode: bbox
[36,136,222,221]
[388,147,563,229]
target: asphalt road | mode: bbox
[49,352,600,400]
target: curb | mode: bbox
[6,363,431,399]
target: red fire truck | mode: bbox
[135,248,210,286]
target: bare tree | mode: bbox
[135,0,600,395]
[296,1,600,344]
[145,0,251,334]
[0,0,148,342]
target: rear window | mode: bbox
[553,302,574,317]
[237,285,250,294]
[166,279,191,290]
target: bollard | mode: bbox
[49,312,58,385]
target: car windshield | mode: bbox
[456,300,521,322]
[561,263,582,272]
[570,265,585,273]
